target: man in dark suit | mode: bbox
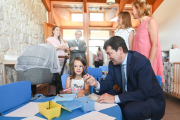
[68,30,87,65]
[84,36,165,120]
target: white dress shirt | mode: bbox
[75,39,79,50]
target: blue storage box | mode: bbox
[76,96,95,113]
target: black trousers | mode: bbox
[119,101,153,120]
[95,61,103,68]
[31,85,36,96]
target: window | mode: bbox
[89,40,104,46]
[110,16,117,22]
[89,30,110,39]
[63,29,84,41]
[72,14,83,22]
[90,13,104,21]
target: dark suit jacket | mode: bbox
[68,39,87,64]
[99,51,165,120]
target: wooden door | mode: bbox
[44,22,54,42]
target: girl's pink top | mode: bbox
[46,36,65,62]
[97,51,103,60]
[133,18,164,82]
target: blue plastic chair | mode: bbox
[99,66,108,79]
[156,75,162,86]
[88,68,102,93]
[61,74,69,89]
[87,66,91,72]
[88,68,102,82]
[99,66,108,72]
[0,81,31,114]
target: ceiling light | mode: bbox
[106,0,115,5]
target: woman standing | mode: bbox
[93,47,104,68]
[97,47,104,67]
[114,12,135,50]
[46,26,69,74]
[132,0,164,82]
[93,53,99,68]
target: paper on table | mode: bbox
[21,116,46,120]
[71,111,115,120]
[94,102,117,111]
[5,102,40,117]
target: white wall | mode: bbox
[153,0,180,50]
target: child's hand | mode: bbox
[77,90,85,98]
[66,89,72,94]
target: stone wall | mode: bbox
[0,0,47,85]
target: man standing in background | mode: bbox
[68,30,87,65]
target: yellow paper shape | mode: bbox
[38,101,71,120]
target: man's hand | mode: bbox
[83,74,98,87]
[97,93,115,104]
[64,46,69,51]
[70,47,76,51]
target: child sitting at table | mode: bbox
[64,57,89,97]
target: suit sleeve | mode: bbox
[118,58,153,104]
[99,62,115,94]
[68,41,87,53]
[78,42,87,52]
[68,41,78,53]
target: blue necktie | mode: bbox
[121,64,125,93]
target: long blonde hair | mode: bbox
[133,0,150,17]
[118,12,132,29]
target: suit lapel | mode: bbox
[126,51,132,91]
[79,40,83,46]
[127,52,132,77]
[115,65,121,88]
[73,39,78,46]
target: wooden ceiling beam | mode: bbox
[87,2,119,6]
[53,9,60,26]
[89,27,116,29]
[119,0,128,13]
[152,0,164,13]
[51,1,83,5]
[83,0,87,13]
[42,0,51,11]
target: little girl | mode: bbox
[65,57,89,97]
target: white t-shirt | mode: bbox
[114,28,135,50]
[70,78,85,94]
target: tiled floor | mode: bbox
[36,86,180,120]
[161,93,180,120]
